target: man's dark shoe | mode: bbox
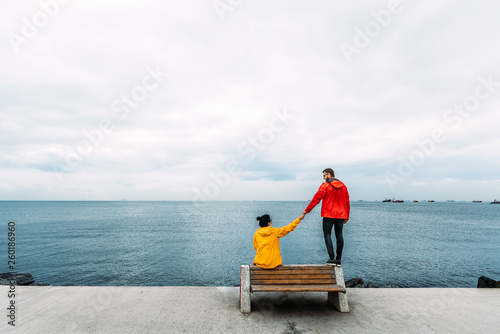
[326,259,336,264]
[334,259,341,265]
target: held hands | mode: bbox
[297,210,308,220]
[298,210,348,223]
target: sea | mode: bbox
[1,201,498,288]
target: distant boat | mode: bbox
[472,200,482,203]
[413,200,418,203]
[427,200,435,202]
[382,198,391,202]
[491,199,500,204]
[392,199,404,203]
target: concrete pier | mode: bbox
[1,286,499,333]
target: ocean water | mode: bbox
[1,201,498,287]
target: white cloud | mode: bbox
[440,178,457,184]
[411,181,427,187]
[1,0,500,200]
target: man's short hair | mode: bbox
[323,168,335,177]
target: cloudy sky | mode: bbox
[1,0,499,201]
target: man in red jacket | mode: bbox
[302,168,350,265]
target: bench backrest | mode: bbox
[250,265,336,286]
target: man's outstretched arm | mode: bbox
[303,185,325,215]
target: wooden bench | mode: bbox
[240,264,349,314]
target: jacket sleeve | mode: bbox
[345,188,350,220]
[253,233,258,251]
[304,184,325,213]
[275,218,301,237]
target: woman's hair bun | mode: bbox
[257,214,271,227]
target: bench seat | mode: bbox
[240,264,349,314]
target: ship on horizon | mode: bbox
[382,198,404,203]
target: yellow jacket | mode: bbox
[252,218,301,269]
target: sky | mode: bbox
[1,0,499,201]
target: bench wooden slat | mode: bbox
[251,274,335,280]
[252,279,335,285]
[250,265,333,271]
[251,269,334,275]
[251,284,345,292]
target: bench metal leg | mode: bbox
[240,265,251,314]
[329,265,349,312]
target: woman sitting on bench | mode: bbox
[253,213,305,269]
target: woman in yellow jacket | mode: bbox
[253,213,305,269]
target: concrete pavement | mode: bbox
[1,286,499,333]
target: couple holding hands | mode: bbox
[253,168,350,269]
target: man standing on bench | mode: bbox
[302,168,350,265]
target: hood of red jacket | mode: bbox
[327,178,345,189]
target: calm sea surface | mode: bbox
[1,201,498,287]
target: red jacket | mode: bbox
[304,179,350,220]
